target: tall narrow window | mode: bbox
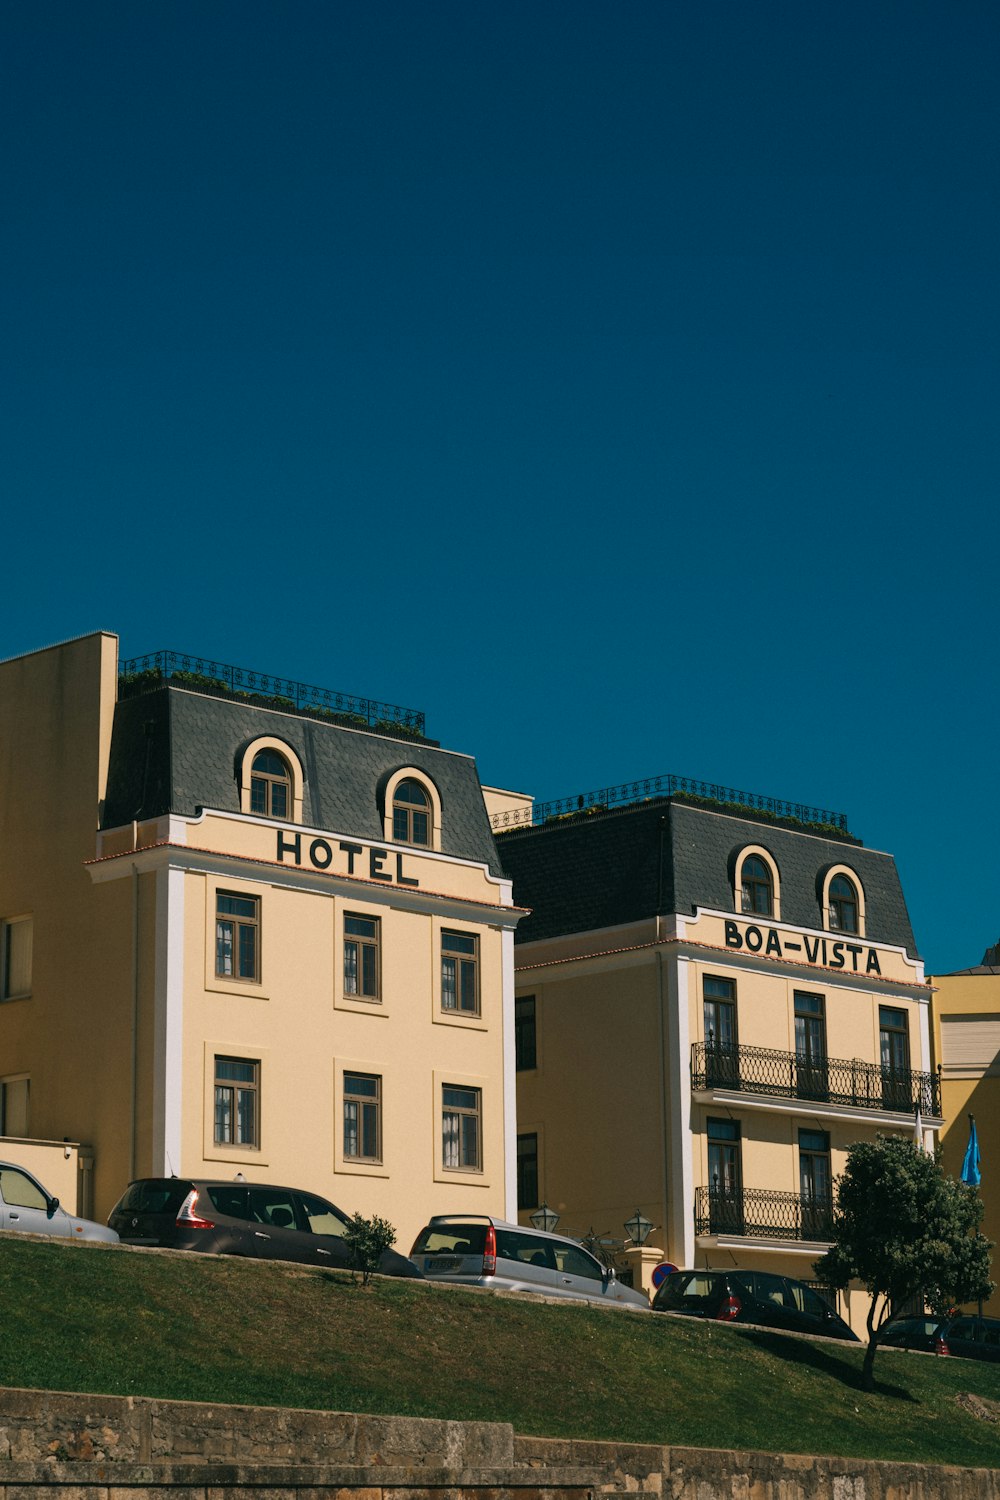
[216,892,260,981]
[880,1006,911,1110]
[442,1085,481,1171]
[515,995,537,1070]
[794,992,829,1101]
[1,918,32,1001]
[517,1132,539,1209]
[828,874,859,933]
[707,1117,743,1234]
[344,914,380,1000]
[703,976,738,1088]
[343,1073,381,1162]
[799,1128,833,1238]
[0,1077,29,1137]
[249,750,291,820]
[740,856,773,916]
[214,1057,259,1147]
[392,779,431,846]
[441,931,479,1014]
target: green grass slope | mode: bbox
[2,1239,999,1470]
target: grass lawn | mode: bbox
[2,1238,999,1470]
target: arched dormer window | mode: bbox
[393,778,431,847]
[741,856,772,916]
[734,846,780,919]
[238,737,304,823]
[250,750,291,819]
[829,875,858,933]
[821,865,865,936]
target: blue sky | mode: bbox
[2,3,998,974]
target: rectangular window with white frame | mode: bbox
[214,1057,259,1147]
[441,930,478,1014]
[344,914,380,1000]
[1,918,32,1001]
[215,893,260,982]
[343,1072,381,1162]
[442,1084,481,1171]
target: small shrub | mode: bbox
[342,1212,396,1286]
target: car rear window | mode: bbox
[412,1223,487,1255]
[206,1185,251,1219]
[496,1229,555,1268]
[116,1180,192,1215]
[653,1272,722,1310]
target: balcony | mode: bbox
[694,1185,834,1244]
[691,1042,941,1119]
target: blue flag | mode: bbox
[961,1116,982,1187]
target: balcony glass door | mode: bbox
[879,1006,912,1111]
[794,992,829,1101]
[798,1129,833,1239]
[704,977,739,1089]
[707,1117,743,1233]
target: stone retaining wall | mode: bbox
[0,1387,996,1500]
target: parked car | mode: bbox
[651,1268,858,1341]
[410,1214,650,1310]
[880,1312,1000,1362]
[0,1160,119,1244]
[108,1177,421,1276]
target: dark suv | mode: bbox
[108,1177,421,1277]
[881,1313,1000,1363]
[651,1268,858,1341]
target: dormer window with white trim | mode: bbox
[741,855,773,917]
[250,750,291,820]
[393,778,432,847]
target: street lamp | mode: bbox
[624,1209,654,1246]
[530,1202,560,1233]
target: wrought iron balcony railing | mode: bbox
[119,651,426,739]
[691,1042,941,1118]
[489,772,849,834]
[695,1185,835,1243]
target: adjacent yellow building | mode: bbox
[496,781,937,1329]
[0,633,526,1246]
[930,945,1000,1316]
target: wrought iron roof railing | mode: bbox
[691,1042,941,1118]
[118,650,426,739]
[694,1185,835,1243]
[489,773,848,834]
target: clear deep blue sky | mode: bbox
[2,3,998,974]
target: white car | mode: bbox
[0,1160,119,1244]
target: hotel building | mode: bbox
[496,778,938,1327]
[0,632,526,1244]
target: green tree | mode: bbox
[814,1135,993,1390]
[342,1211,397,1286]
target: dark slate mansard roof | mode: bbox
[497,798,920,960]
[102,687,504,876]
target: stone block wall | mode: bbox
[0,1386,996,1500]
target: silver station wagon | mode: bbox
[411,1214,649,1311]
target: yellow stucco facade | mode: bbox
[503,801,935,1334]
[0,633,524,1249]
[930,963,1000,1315]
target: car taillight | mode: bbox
[482,1222,497,1276]
[175,1189,214,1230]
[716,1294,741,1321]
[934,1332,950,1356]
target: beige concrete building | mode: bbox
[0,633,526,1245]
[930,944,1000,1316]
[496,781,937,1329]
